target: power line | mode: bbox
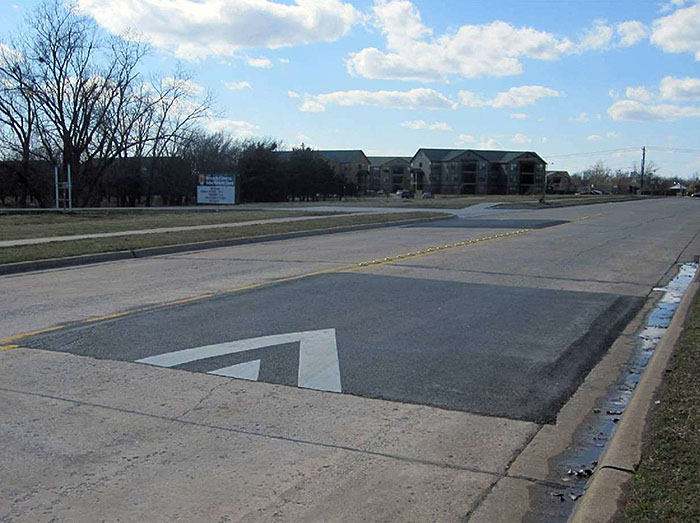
[646,146,700,154]
[544,147,638,159]
[544,146,700,160]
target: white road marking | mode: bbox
[136,329,341,392]
[210,359,261,381]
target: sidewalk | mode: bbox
[1,212,368,248]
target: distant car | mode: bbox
[579,189,603,195]
[421,191,434,199]
[400,190,414,199]
[396,190,404,196]
[692,192,700,198]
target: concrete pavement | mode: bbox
[2,198,700,522]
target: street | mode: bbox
[2,198,700,522]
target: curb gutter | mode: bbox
[569,270,700,523]
[0,215,451,276]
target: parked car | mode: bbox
[692,192,700,198]
[400,190,414,199]
[421,191,434,199]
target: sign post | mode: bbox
[196,174,235,205]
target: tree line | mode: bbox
[552,161,699,195]
[0,2,351,208]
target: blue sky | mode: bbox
[3,0,700,177]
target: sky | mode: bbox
[2,0,700,177]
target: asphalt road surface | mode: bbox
[2,197,700,522]
[24,271,642,423]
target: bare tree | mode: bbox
[140,69,213,206]
[18,2,149,205]
[581,161,613,191]
[0,42,46,205]
[0,1,213,207]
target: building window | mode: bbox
[419,162,423,167]
[511,163,517,170]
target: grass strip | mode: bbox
[0,212,446,264]
[495,196,652,209]
[0,209,332,240]
[616,291,700,522]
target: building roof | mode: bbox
[367,156,411,166]
[317,150,368,163]
[275,149,369,164]
[413,148,545,164]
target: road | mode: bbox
[1,198,699,522]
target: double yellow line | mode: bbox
[0,213,601,348]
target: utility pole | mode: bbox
[640,146,646,195]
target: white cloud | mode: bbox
[456,134,476,145]
[512,133,532,144]
[77,0,360,60]
[204,118,259,137]
[616,21,648,47]
[279,58,290,63]
[456,134,502,148]
[587,134,602,141]
[651,4,700,59]
[0,43,23,66]
[606,131,619,137]
[346,3,647,82]
[299,88,458,112]
[224,81,251,90]
[477,137,503,149]
[162,77,205,96]
[659,76,700,101]
[245,56,273,68]
[510,113,528,119]
[659,0,690,13]
[572,112,589,122]
[625,86,654,102]
[607,100,700,121]
[459,85,561,108]
[401,120,452,131]
[541,137,548,144]
[346,0,575,81]
[609,89,619,99]
[579,20,614,50]
[287,90,300,98]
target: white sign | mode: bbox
[136,329,342,392]
[197,185,235,204]
[197,173,235,204]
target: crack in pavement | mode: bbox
[176,380,230,419]
[0,386,513,479]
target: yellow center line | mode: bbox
[0,212,603,344]
[0,344,21,352]
[0,326,64,345]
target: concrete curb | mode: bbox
[0,215,451,276]
[569,271,700,523]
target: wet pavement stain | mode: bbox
[524,262,698,523]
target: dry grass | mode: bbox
[616,291,700,522]
[0,212,446,264]
[0,209,333,241]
